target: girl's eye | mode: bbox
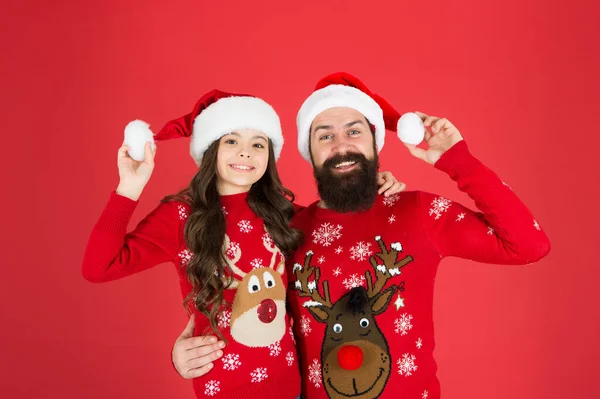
[225,139,237,145]
[253,143,264,148]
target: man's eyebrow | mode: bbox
[344,120,366,128]
[313,124,332,133]
[313,120,366,133]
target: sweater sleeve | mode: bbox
[416,141,551,265]
[81,192,181,282]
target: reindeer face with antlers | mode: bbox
[294,236,414,399]
[224,231,287,347]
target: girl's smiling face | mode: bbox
[216,129,270,195]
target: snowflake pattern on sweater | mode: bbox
[285,141,550,399]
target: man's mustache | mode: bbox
[322,152,368,170]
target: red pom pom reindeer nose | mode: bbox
[257,299,277,323]
[337,345,363,370]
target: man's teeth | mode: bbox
[335,161,356,168]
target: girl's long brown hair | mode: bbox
[163,138,303,338]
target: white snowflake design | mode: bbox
[217,310,231,329]
[394,313,414,335]
[308,359,322,388]
[335,246,343,254]
[388,214,396,224]
[204,380,220,396]
[487,226,495,235]
[221,353,241,371]
[383,193,400,207]
[343,273,366,289]
[312,223,343,247]
[534,219,541,230]
[456,213,466,222]
[350,241,373,261]
[286,351,295,366]
[238,220,253,233]
[422,390,429,398]
[289,326,296,343]
[250,367,268,383]
[226,241,240,258]
[429,196,452,220]
[177,205,188,220]
[262,232,274,246]
[318,256,325,264]
[416,338,423,349]
[268,341,281,357]
[178,249,193,265]
[397,353,418,376]
[250,258,264,269]
[333,267,342,277]
[300,315,312,337]
[221,206,228,216]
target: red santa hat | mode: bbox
[123,89,283,165]
[296,72,424,162]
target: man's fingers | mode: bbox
[183,363,214,380]
[423,115,438,127]
[424,128,433,142]
[186,349,224,369]
[432,118,450,134]
[187,342,225,358]
[378,180,393,195]
[414,111,428,120]
[389,181,407,195]
[404,143,428,162]
[183,336,224,351]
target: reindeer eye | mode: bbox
[333,323,343,334]
[263,271,276,288]
[248,275,261,293]
[359,318,369,328]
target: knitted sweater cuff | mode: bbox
[434,140,480,179]
[94,192,138,234]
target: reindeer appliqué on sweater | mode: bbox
[293,236,414,399]
[223,231,287,348]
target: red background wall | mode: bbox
[1,0,598,397]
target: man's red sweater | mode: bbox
[286,141,550,399]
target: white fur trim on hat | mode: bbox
[191,96,283,165]
[124,120,155,162]
[296,84,385,162]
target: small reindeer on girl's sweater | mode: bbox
[224,231,287,347]
[294,236,414,399]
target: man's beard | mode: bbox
[313,151,379,213]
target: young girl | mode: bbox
[82,89,403,399]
